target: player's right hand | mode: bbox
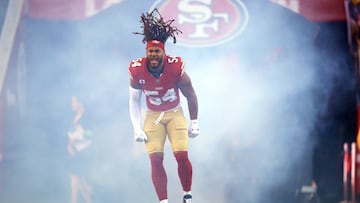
[134,129,148,142]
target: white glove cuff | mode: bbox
[190,119,198,127]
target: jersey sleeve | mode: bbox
[179,58,185,77]
[177,57,186,80]
[128,57,145,86]
[167,56,185,80]
[128,62,135,80]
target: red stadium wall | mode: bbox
[26,0,125,20]
[272,0,346,22]
[299,0,346,22]
[26,0,346,22]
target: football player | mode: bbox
[128,8,199,203]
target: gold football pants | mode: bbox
[144,107,189,154]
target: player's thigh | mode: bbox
[167,110,188,152]
[144,113,167,153]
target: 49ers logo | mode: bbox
[150,0,249,47]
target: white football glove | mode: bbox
[188,119,199,138]
[134,128,148,142]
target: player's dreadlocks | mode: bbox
[133,8,182,44]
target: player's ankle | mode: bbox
[184,191,191,196]
[160,199,168,203]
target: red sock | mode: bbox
[149,153,167,200]
[175,151,192,192]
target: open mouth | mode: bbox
[150,59,158,66]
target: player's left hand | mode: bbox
[188,119,199,138]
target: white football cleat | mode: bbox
[183,194,192,203]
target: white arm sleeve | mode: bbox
[129,86,142,130]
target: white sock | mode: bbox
[160,199,168,203]
[184,191,192,196]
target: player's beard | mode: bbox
[148,56,164,71]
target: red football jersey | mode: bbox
[128,55,185,112]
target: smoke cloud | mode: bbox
[1,1,352,203]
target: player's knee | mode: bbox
[174,151,189,163]
[146,143,164,154]
[171,139,188,152]
[150,152,164,165]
